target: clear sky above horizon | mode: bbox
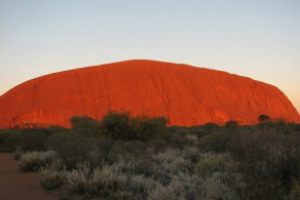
[1,0,300,113]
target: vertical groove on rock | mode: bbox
[32,83,37,109]
[89,70,99,118]
[75,72,85,114]
[100,68,111,110]
[170,69,185,125]
[147,66,170,121]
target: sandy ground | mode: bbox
[0,153,58,200]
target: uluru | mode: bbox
[0,60,299,129]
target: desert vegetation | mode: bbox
[1,112,300,200]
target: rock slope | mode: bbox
[0,60,299,128]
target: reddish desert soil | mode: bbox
[0,153,58,200]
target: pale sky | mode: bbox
[1,0,299,113]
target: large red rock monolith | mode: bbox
[0,60,299,128]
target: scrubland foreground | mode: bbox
[1,111,300,200]
[0,153,58,200]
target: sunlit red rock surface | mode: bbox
[0,60,299,129]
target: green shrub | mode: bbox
[0,129,48,152]
[0,130,14,152]
[198,131,232,153]
[128,175,158,196]
[47,126,68,134]
[147,180,185,200]
[96,135,114,162]
[182,147,201,164]
[18,129,49,151]
[110,140,147,158]
[258,114,271,123]
[148,139,167,153]
[151,149,190,185]
[101,111,132,140]
[13,150,22,160]
[70,116,102,136]
[286,182,300,200]
[109,190,137,200]
[98,165,128,193]
[188,126,209,138]
[49,131,99,169]
[228,128,300,200]
[133,116,168,141]
[196,173,240,200]
[80,164,128,197]
[201,123,221,132]
[63,162,91,195]
[164,132,186,149]
[19,151,57,172]
[101,111,167,141]
[40,168,66,190]
[196,153,232,178]
[225,120,238,128]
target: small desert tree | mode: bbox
[258,114,271,123]
[225,120,238,128]
[101,111,167,141]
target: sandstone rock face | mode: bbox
[0,60,299,128]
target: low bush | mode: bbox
[196,173,240,200]
[147,180,185,200]
[0,130,14,152]
[109,190,137,200]
[286,181,300,200]
[19,151,57,172]
[97,165,128,194]
[0,129,49,152]
[13,150,22,160]
[196,153,234,178]
[198,131,232,153]
[63,162,91,196]
[40,168,66,190]
[101,111,167,141]
[49,131,99,169]
[128,175,158,197]
[70,116,102,137]
[15,129,49,151]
